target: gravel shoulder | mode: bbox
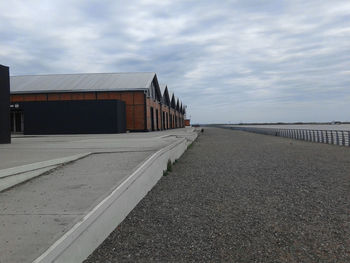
[85,127,350,263]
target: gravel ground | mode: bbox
[85,127,350,263]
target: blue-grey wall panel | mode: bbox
[0,65,10,143]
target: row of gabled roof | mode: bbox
[9,72,186,114]
[160,85,185,114]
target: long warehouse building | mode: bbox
[9,72,186,134]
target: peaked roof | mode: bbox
[176,98,180,111]
[170,93,176,109]
[151,76,162,102]
[10,72,157,94]
[181,103,186,114]
[160,85,170,106]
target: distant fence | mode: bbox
[219,126,350,147]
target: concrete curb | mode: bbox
[34,133,198,263]
[0,152,91,192]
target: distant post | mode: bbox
[0,64,11,143]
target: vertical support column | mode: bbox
[335,131,340,145]
[331,131,334,144]
[0,65,11,144]
[312,130,317,142]
[336,131,340,145]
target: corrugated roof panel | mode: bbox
[10,72,156,93]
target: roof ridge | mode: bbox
[11,72,156,77]
[10,72,157,93]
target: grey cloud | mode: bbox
[1,0,349,123]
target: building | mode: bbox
[0,65,10,143]
[10,72,186,134]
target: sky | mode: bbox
[1,0,350,124]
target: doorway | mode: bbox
[10,110,24,133]
[150,107,154,131]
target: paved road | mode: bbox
[86,127,350,262]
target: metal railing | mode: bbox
[220,126,350,147]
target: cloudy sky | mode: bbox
[1,0,349,123]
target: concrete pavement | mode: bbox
[0,128,197,263]
[0,129,191,170]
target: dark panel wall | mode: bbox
[20,100,126,135]
[11,91,147,132]
[0,65,10,143]
[115,99,126,133]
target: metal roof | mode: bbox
[10,72,156,94]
